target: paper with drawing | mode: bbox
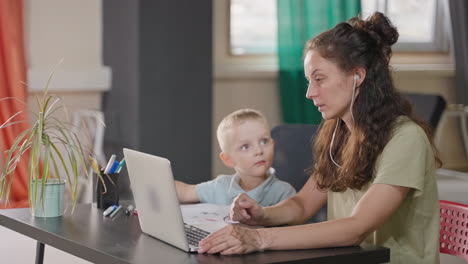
[180,203,230,233]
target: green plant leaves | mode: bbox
[0,67,97,214]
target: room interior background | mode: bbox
[9,0,466,202]
[1,1,466,263]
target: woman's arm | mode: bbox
[230,177,327,226]
[200,183,408,254]
[260,183,409,250]
[174,181,200,203]
[262,177,328,226]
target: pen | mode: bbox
[103,205,117,216]
[110,205,122,217]
[104,154,116,174]
[115,159,126,173]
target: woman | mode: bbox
[198,12,441,264]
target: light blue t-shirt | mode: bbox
[195,170,296,206]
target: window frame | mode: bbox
[214,0,278,76]
[215,0,453,76]
[367,0,450,52]
[228,0,278,56]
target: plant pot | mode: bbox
[30,179,65,217]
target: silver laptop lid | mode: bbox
[123,148,192,252]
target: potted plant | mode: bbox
[0,70,101,217]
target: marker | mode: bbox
[108,161,119,174]
[110,205,122,217]
[104,154,116,174]
[103,205,117,216]
[115,159,126,173]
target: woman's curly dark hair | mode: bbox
[304,12,441,192]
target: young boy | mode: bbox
[175,109,296,206]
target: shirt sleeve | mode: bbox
[195,175,225,203]
[279,184,296,201]
[372,123,431,197]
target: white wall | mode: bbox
[24,0,110,105]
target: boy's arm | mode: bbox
[175,181,200,203]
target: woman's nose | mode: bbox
[306,83,317,99]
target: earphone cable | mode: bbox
[329,75,357,168]
[329,118,342,168]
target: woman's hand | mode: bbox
[230,193,265,226]
[198,225,266,255]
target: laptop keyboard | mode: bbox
[184,224,210,246]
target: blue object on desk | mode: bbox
[103,205,117,216]
[110,205,122,217]
[109,161,120,174]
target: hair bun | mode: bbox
[364,12,399,47]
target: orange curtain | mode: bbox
[0,0,30,208]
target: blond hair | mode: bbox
[216,109,269,151]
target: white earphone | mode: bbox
[329,73,360,168]
[351,74,359,122]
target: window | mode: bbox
[229,0,450,56]
[361,0,450,52]
[230,0,277,55]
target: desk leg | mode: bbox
[35,241,44,264]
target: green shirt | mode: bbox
[328,117,440,264]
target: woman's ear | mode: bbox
[219,152,235,168]
[355,67,367,87]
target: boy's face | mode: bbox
[221,119,274,178]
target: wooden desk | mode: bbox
[0,204,389,264]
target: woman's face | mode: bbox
[304,50,356,123]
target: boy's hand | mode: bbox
[230,193,264,226]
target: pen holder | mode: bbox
[96,171,119,209]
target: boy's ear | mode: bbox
[219,152,235,168]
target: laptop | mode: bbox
[123,148,212,252]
